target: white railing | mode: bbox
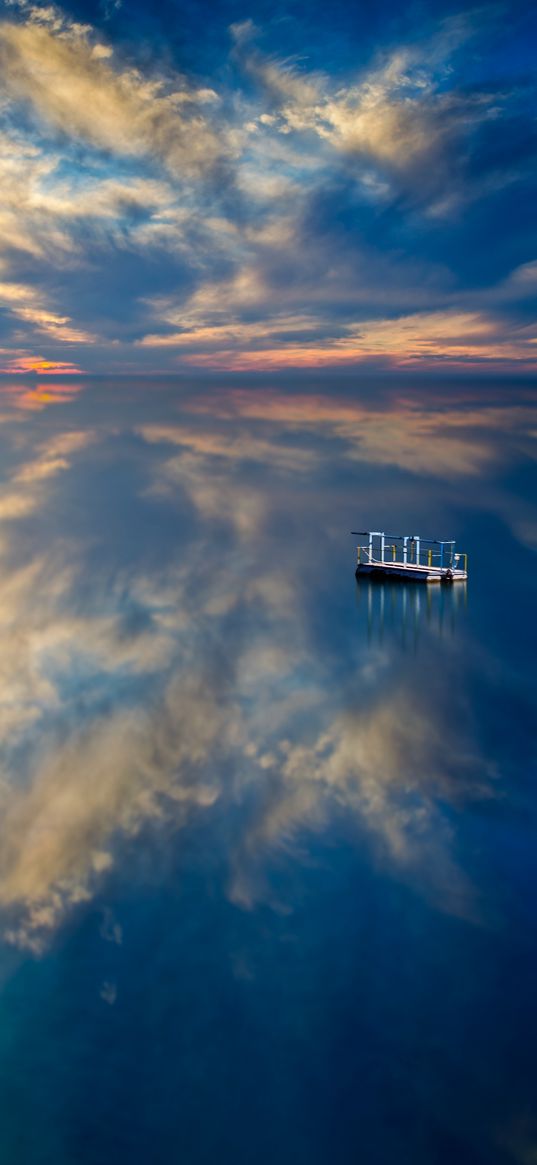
[355,540,468,573]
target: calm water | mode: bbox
[0,375,535,1165]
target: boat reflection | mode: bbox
[355,576,468,650]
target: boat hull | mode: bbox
[356,562,467,584]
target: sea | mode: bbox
[0,373,535,1165]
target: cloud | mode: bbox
[137,226,537,369]
[0,4,530,369]
[0,131,74,260]
[139,302,537,372]
[0,10,224,178]
[0,357,84,375]
[0,279,95,346]
[233,17,503,206]
[0,126,180,273]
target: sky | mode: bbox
[0,0,535,375]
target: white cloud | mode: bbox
[0,12,224,177]
[235,16,500,212]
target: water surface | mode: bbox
[0,375,535,1165]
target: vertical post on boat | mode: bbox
[368,532,373,563]
[415,536,420,566]
[380,532,385,562]
[403,536,408,565]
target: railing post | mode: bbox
[403,536,408,564]
[380,533,385,562]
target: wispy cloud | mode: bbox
[140,305,537,371]
[0,6,223,177]
[232,15,503,206]
[0,280,94,342]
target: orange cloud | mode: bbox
[180,346,371,370]
[139,308,537,371]
[0,357,84,375]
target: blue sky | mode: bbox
[0,0,535,374]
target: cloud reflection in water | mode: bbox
[0,378,533,953]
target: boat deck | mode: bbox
[356,559,467,584]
